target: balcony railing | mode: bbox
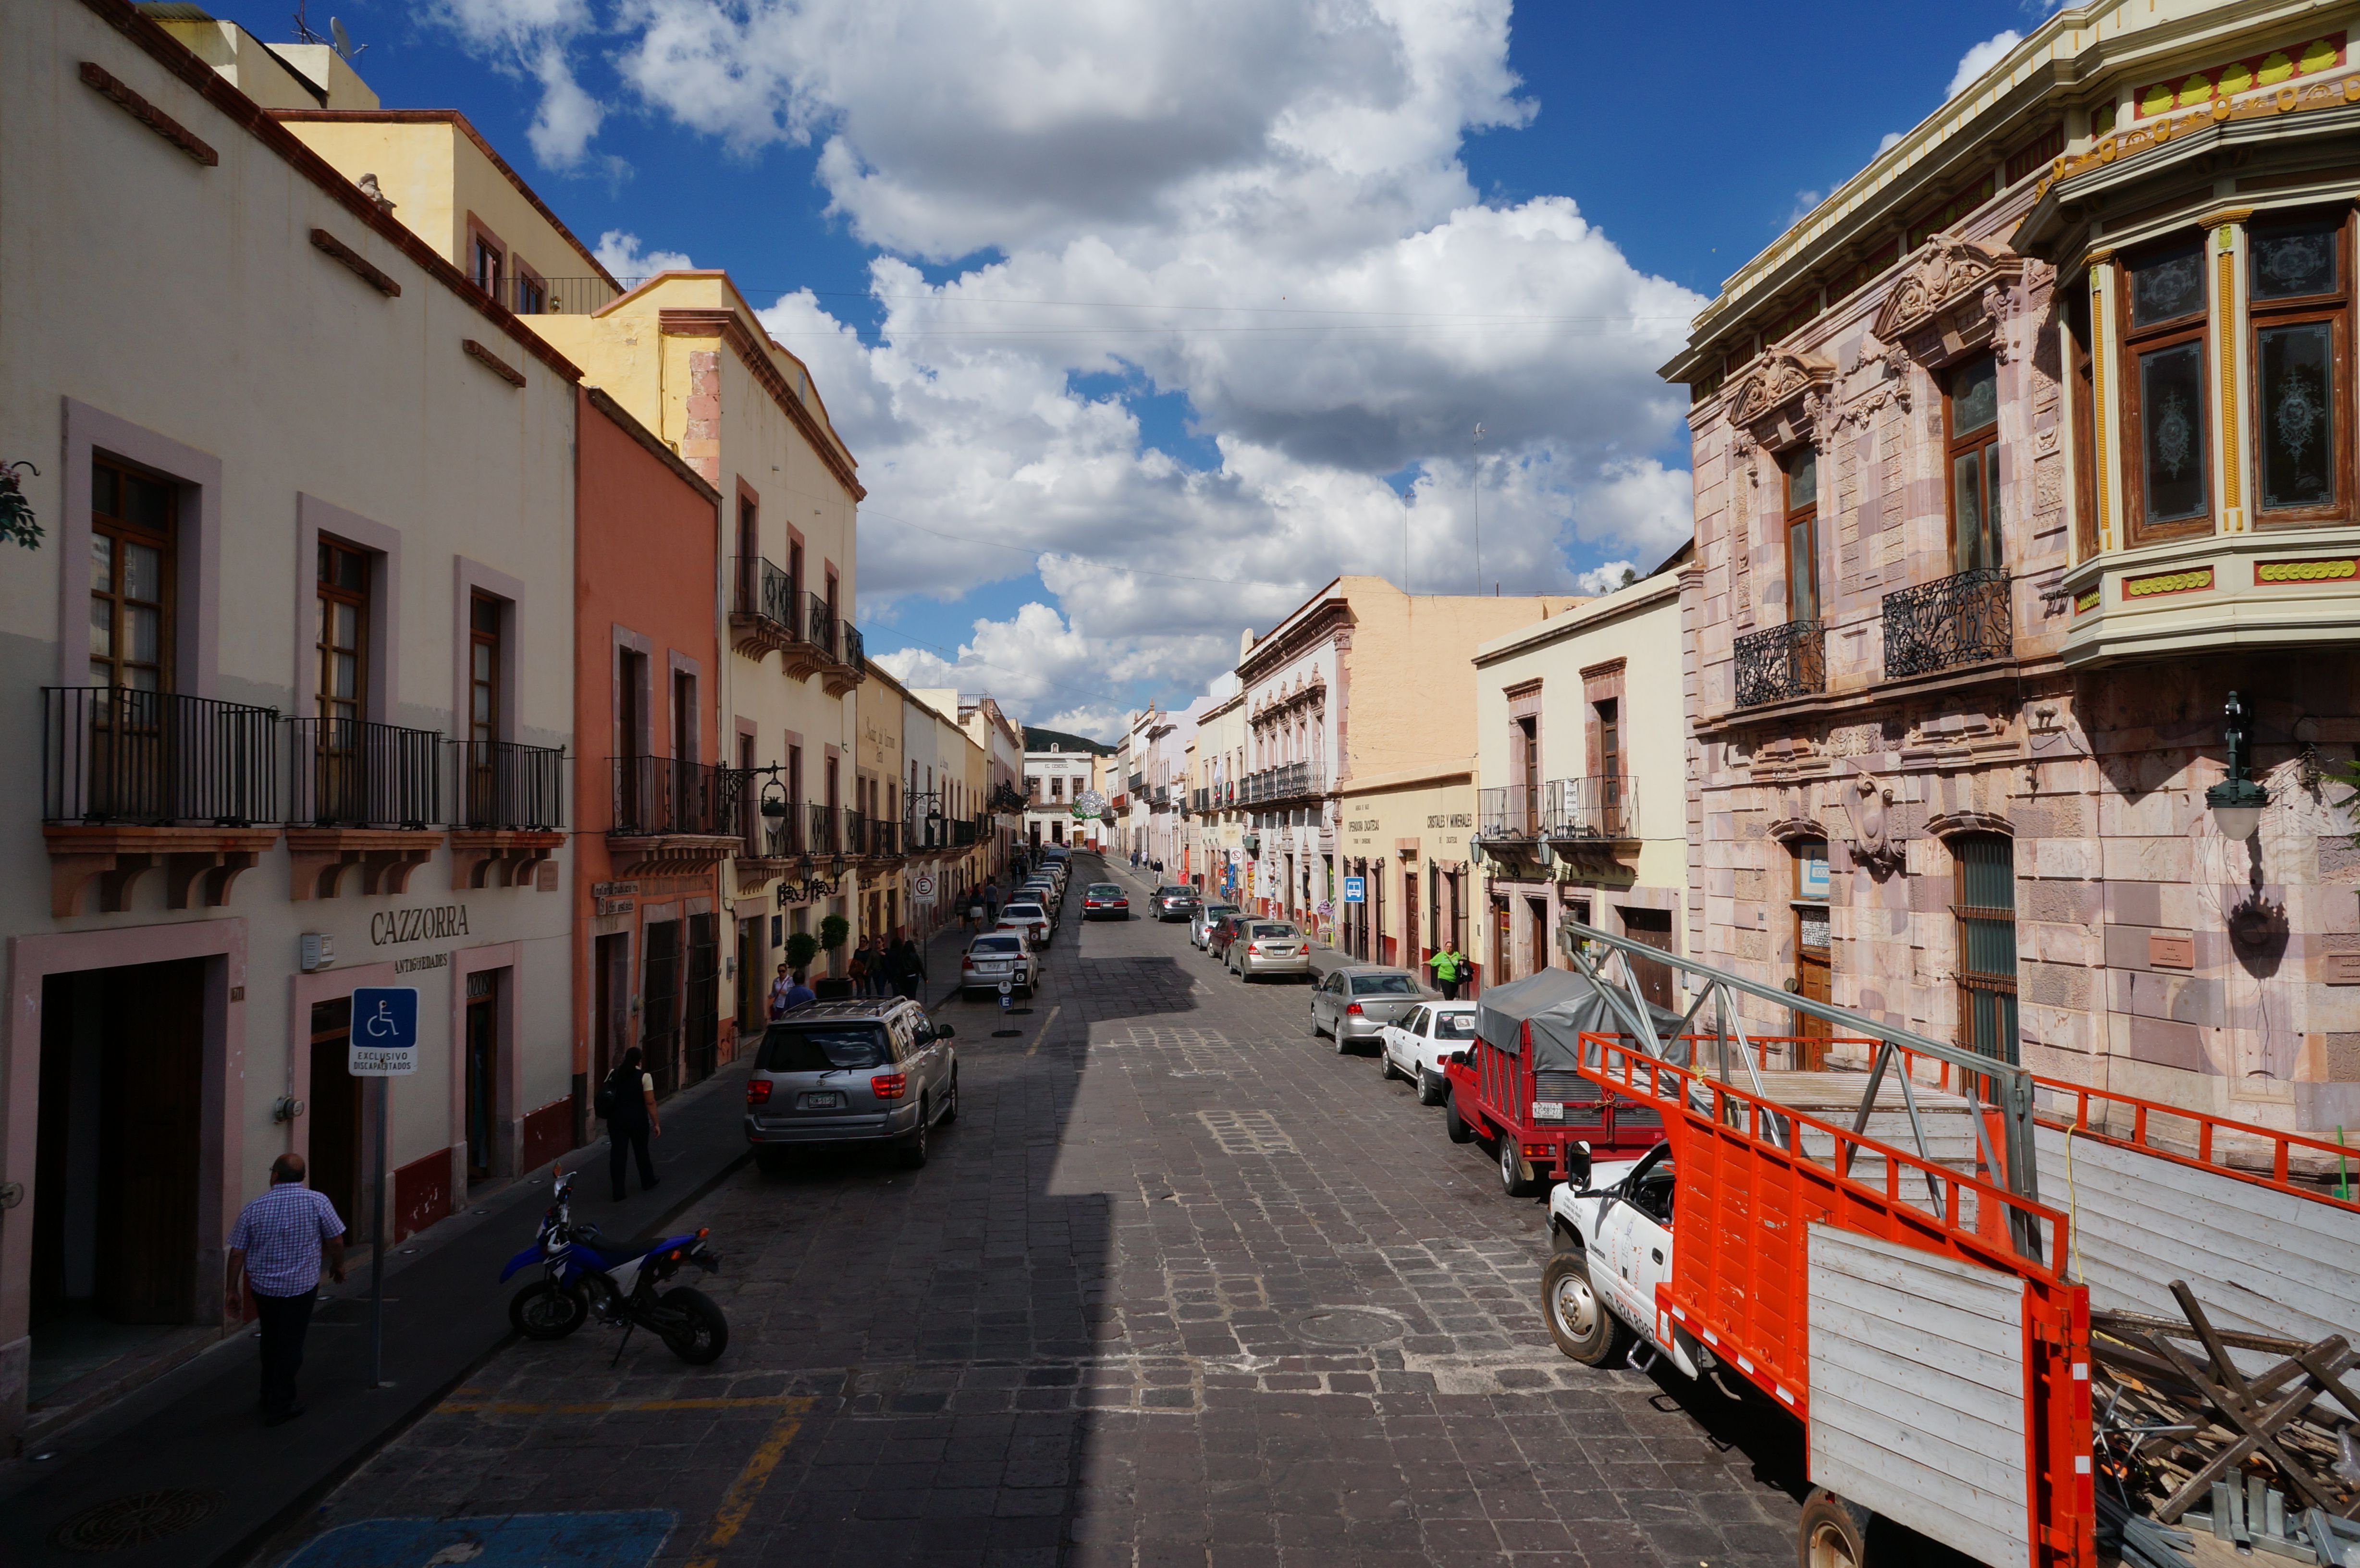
[1543,775,1636,840]
[809,801,846,856]
[42,686,280,826]
[1128,772,1148,796]
[479,274,623,316]
[611,756,742,837]
[735,557,799,632]
[751,794,807,859]
[1241,761,1324,804]
[803,592,842,662]
[289,717,443,829]
[841,621,864,670]
[1733,620,1826,707]
[453,739,565,830]
[1882,567,2011,680]
[1476,785,1540,842]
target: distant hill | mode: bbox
[1024,726,1114,755]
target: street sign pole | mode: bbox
[348,985,418,1392]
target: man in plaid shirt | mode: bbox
[227,1153,346,1425]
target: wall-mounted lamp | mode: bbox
[2205,691,2270,841]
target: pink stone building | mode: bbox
[1661,3,2360,1141]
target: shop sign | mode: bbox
[371,904,470,946]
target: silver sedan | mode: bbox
[1309,966,1432,1050]
[1228,921,1311,981]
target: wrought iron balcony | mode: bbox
[808,801,846,856]
[42,686,281,826]
[804,591,840,662]
[1882,567,2011,680]
[610,756,742,837]
[1733,621,1826,708]
[289,717,443,829]
[452,739,565,830]
[730,556,810,662]
[480,274,623,316]
[750,791,806,859]
[1241,761,1323,804]
[1476,785,1540,843]
[841,621,864,670]
[1542,776,1635,840]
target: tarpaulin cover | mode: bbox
[1477,966,1686,1070]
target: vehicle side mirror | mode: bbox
[934,1024,956,1039]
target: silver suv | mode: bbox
[745,999,957,1173]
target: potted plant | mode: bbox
[783,929,819,981]
[814,913,852,998]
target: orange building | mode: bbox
[571,388,730,1138]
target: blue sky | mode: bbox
[211,0,2055,734]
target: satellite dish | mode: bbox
[330,16,367,61]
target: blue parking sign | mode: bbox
[1342,876,1365,905]
[349,986,419,1076]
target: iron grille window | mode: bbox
[1953,833,2019,1081]
[1732,620,1825,707]
[1881,568,2011,679]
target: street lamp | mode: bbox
[2205,691,2270,841]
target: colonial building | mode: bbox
[957,695,1028,878]
[1023,732,1110,851]
[2,2,578,1446]
[1470,568,1687,1000]
[1234,577,1584,942]
[1187,668,1248,901]
[1661,0,2360,1135]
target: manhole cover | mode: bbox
[51,1488,222,1552]
[1291,1308,1405,1348]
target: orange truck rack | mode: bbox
[1552,920,2360,1568]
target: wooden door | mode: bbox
[99,960,204,1323]
[1792,838,1832,1068]
[308,999,362,1235]
[736,918,764,1054]
[643,921,681,1094]
[464,984,496,1182]
[592,932,628,1090]
[1620,907,1675,1012]
[1494,901,1514,982]
[685,914,720,1085]
[1526,897,1549,974]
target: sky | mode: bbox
[221,0,2063,737]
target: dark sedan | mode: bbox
[1082,883,1131,919]
[1151,885,1200,922]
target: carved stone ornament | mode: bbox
[1872,233,2026,362]
[1727,346,1836,446]
[1839,343,1914,428]
[1841,772,1904,878]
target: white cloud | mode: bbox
[1574,561,1637,596]
[1877,130,1905,153]
[594,230,695,277]
[432,0,1702,722]
[1948,30,2022,102]
[426,0,604,168]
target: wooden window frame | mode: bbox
[2067,285,2100,559]
[89,452,178,694]
[315,538,370,725]
[468,591,503,749]
[1783,447,1820,623]
[2247,209,2353,530]
[1951,833,2019,1075]
[1943,352,2004,572]
[512,259,548,316]
[2118,235,2215,546]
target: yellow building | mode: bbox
[1470,566,1687,1000]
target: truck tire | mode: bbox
[1540,1250,1629,1366]
[1445,1099,1474,1144]
[1499,1139,1537,1197]
[1796,1489,1871,1568]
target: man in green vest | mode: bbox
[1427,943,1468,1001]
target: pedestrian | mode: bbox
[768,962,795,1021]
[967,894,985,932]
[984,881,1001,924]
[225,1152,346,1427]
[781,970,816,1009]
[1426,942,1468,1002]
[868,935,891,997]
[847,939,871,997]
[602,1046,661,1201]
[892,933,923,1000]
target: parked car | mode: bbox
[1082,883,1130,920]
[1022,876,1061,908]
[959,932,1035,997]
[1309,966,1430,1050]
[1378,1001,1478,1103]
[745,998,958,1172]
[1229,921,1310,982]
[1205,911,1249,963]
[1191,903,1238,950]
[997,901,1053,947]
[1151,885,1200,922]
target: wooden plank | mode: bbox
[1809,1385,2028,1499]
[1807,1288,2029,1385]
[2046,1142,2360,1294]
[1810,1309,2026,1422]
[1808,1450,2029,1568]
[1809,1230,2028,1323]
[1809,1347,2024,1439]
[2039,1125,2360,1262]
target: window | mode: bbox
[468,594,501,748]
[1953,834,2018,1077]
[1050,776,1063,801]
[514,266,547,316]
[1946,354,2004,571]
[1784,446,1820,622]
[471,234,503,300]
[2120,237,2212,542]
[316,540,369,726]
[90,455,175,692]
[2248,212,2349,527]
[2067,286,2099,559]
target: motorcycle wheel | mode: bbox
[509,1279,588,1340]
[659,1286,729,1364]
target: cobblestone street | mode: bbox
[271,864,1809,1568]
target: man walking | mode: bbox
[983,881,1001,925]
[226,1153,346,1426]
[603,1046,662,1201]
[1426,942,1468,1002]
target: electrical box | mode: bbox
[300,932,334,972]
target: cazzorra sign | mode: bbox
[371,904,471,946]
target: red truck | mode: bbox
[1538,923,2360,1568]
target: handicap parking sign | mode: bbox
[348,986,419,1076]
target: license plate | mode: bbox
[977,962,1007,974]
[1533,1101,1564,1121]
[802,1091,845,1109]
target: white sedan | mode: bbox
[996,901,1053,949]
[1377,1001,1478,1104]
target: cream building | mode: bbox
[1470,568,1688,999]
[1661,0,2360,1133]
[1188,679,1247,900]
[2,2,578,1446]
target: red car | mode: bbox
[1082,882,1130,920]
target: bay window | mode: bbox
[2248,210,2349,527]
[2120,236,2212,544]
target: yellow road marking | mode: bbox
[435,1395,816,1416]
[1025,1004,1063,1057]
[685,1402,808,1568]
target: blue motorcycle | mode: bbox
[501,1168,728,1364]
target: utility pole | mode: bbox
[1402,489,1411,594]
[1470,423,1485,592]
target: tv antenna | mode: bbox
[291,1,324,43]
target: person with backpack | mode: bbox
[596,1047,661,1201]
[1426,943,1469,1002]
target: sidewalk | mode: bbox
[0,1058,757,1568]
